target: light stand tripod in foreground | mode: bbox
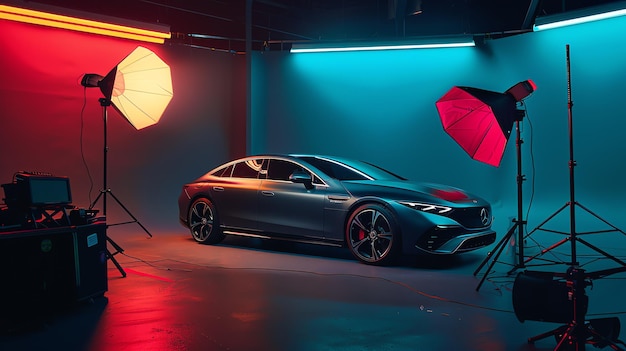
[80,46,173,277]
[513,45,626,351]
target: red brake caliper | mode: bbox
[359,229,365,240]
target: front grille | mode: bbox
[447,207,491,228]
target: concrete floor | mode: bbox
[1,224,626,351]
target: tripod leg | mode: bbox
[89,190,105,210]
[576,238,626,267]
[576,202,626,236]
[475,223,519,291]
[106,235,126,277]
[107,190,152,237]
[586,323,625,351]
[106,236,126,277]
[106,248,127,278]
[474,224,513,276]
[554,328,572,351]
[106,235,124,255]
[554,323,587,351]
[523,238,569,265]
[524,203,568,240]
[528,325,568,344]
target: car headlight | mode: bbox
[399,201,452,214]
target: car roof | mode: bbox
[224,154,349,163]
[208,154,368,176]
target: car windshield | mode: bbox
[297,156,406,181]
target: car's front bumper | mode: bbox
[414,226,496,254]
[389,201,496,255]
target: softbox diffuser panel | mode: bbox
[436,86,518,167]
[108,46,173,130]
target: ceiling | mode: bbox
[11,0,625,52]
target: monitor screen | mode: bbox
[28,177,72,205]
[15,174,72,206]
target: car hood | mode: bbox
[341,179,484,204]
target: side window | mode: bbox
[267,159,305,181]
[212,164,233,177]
[231,159,263,179]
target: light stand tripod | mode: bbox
[515,45,626,350]
[474,110,527,291]
[89,98,153,278]
[521,45,626,270]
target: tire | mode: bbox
[346,203,400,265]
[188,197,225,244]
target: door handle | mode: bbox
[328,195,349,202]
[213,186,224,192]
[261,191,275,196]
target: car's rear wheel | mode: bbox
[346,203,400,265]
[188,197,225,244]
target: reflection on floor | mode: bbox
[1,225,626,351]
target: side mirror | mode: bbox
[289,170,314,190]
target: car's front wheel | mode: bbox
[346,203,400,265]
[188,197,225,244]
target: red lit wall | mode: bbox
[0,20,247,231]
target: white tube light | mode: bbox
[533,1,626,31]
[290,36,475,53]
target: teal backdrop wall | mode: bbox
[251,16,626,260]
